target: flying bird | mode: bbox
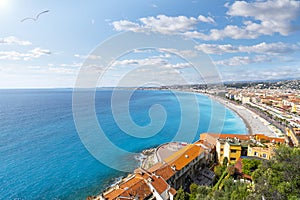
[21,10,50,22]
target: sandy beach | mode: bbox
[205,93,280,137]
[139,90,283,169]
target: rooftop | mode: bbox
[165,144,203,171]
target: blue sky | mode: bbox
[0,0,300,88]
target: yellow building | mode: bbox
[247,144,275,160]
[286,128,300,147]
[291,103,297,113]
[216,138,242,164]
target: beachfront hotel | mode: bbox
[94,132,286,200]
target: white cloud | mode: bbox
[184,24,266,40]
[74,54,101,60]
[195,42,300,55]
[0,48,51,61]
[111,56,194,71]
[198,15,215,24]
[139,15,198,34]
[214,55,271,66]
[165,62,192,69]
[112,20,142,32]
[195,43,238,54]
[112,14,215,34]
[60,62,82,68]
[158,48,198,58]
[0,36,32,46]
[191,0,300,40]
[111,0,300,41]
[112,57,168,67]
[227,0,300,36]
[29,48,51,57]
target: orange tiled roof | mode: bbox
[149,175,169,194]
[219,134,250,140]
[150,164,175,180]
[255,134,285,143]
[163,144,191,163]
[169,187,177,196]
[103,174,152,200]
[200,133,250,146]
[164,144,203,171]
[103,188,125,200]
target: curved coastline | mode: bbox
[203,93,252,135]
[170,89,250,135]
[168,89,276,137]
[97,89,280,198]
[199,92,277,137]
[137,90,280,173]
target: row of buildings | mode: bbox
[226,89,300,115]
[225,89,300,146]
[200,133,285,165]
[93,133,285,200]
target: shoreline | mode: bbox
[155,88,280,137]
[96,89,281,197]
[205,93,253,135]
[200,92,279,137]
[136,89,281,171]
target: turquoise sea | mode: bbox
[0,89,247,199]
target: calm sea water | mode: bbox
[0,89,247,199]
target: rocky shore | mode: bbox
[138,148,158,169]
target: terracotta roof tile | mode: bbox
[149,175,169,194]
[163,145,191,163]
[200,133,250,146]
[163,144,203,171]
[103,175,152,200]
[255,134,285,143]
[169,187,177,195]
[150,164,175,180]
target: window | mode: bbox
[254,152,258,156]
[231,150,237,153]
[230,157,236,161]
[220,148,223,151]
[262,154,267,158]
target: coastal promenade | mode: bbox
[205,94,278,137]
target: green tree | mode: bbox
[189,183,198,200]
[242,158,261,176]
[175,187,187,200]
[252,146,300,200]
[214,165,226,179]
[195,185,211,200]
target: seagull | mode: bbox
[21,10,50,22]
